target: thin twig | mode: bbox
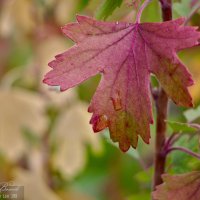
[184,1,200,25]
[169,133,182,145]
[164,133,178,148]
[166,146,200,160]
[168,131,200,146]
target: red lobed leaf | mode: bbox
[43,15,200,152]
[152,172,200,200]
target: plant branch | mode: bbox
[153,88,168,190]
[164,133,178,148]
[166,146,200,160]
[166,130,200,147]
[152,0,172,192]
[159,0,172,21]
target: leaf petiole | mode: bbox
[135,0,153,23]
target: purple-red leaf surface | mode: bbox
[43,15,200,152]
[152,172,200,200]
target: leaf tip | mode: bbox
[76,14,90,23]
[42,77,48,84]
[119,141,131,152]
[60,87,66,92]
[189,101,194,107]
[90,115,109,132]
[48,60,56,68]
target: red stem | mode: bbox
[159,0,172,21]
[152,0,172,193]
[153,89,168,190]
[164,132,179,148]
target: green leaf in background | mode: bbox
[151,75,159,88]
[78,75,101,102]
[22,127,41,146]
[184,105,200,122]
[141,0,161,22]
[173,0,191,17]
[8,42,32,70]
[134,167,153,184]
[96,0,123,20]
[167,121,199,133]
[173,0,200,19]
[77,0,90,11]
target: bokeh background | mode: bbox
[0,0,200,199]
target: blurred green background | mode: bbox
[0,0,200,199]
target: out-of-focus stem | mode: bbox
[153,89,168,190]
[152,0,172,192]
[159,0,172,21]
